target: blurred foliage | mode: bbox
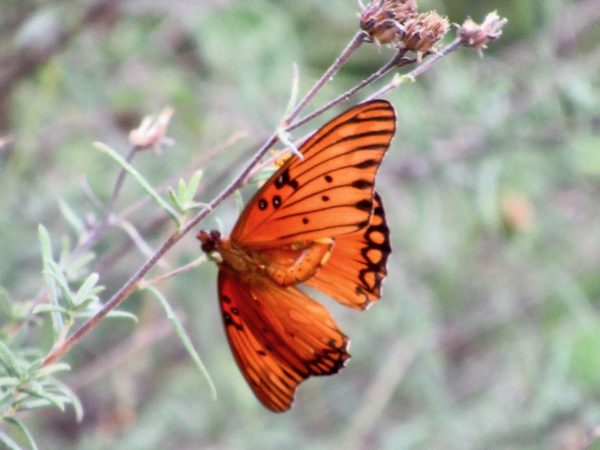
[1,0,600,449]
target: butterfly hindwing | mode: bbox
[305,192,390,309]
[218,270,349,412]
[231,100,396,248]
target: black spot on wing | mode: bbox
[355,199,373,212]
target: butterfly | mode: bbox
[198,100,396,412]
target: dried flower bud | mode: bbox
[360,0,418,44]
[129,106,175,152]
[459,11,508,51]
[399,11,449,57]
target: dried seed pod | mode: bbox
[360,0,418,44]
[459,11,508,51]
[398,11,449,57]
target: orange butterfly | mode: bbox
[198,100,396,412]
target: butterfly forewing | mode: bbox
[218,270,349,412]
[231,100,396,248]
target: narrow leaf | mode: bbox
[0,431,23,450]
[186,170,203,202]
[58,200,84,236]
[18,387,66,412]
[38,225,64,335]
[5,417,39,450]
[0,376,19,387]
[73,273,101,306]
[168,187,185,214]
[34,362,71,378]
[0,341,23,377]
[32,304,68,315]
[95,142,180,224]
[49,379,83,422]
[143,286,217,401]
[74,310,138,322]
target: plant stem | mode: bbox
[285,31,367,125]
[41,34,466,368]
[288,51,410,132]
[367,38,463,100]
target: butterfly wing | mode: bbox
[305,192,390,309]
[231,100,396,248]
[218,270,349,412]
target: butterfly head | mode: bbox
[197,230,224,263]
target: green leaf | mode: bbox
[169,170,205,214]
[64,250,96,280]
[72,273,102,307]
[49,379,83,422]
[0,431,23,450]
[32,304,68,315]
[18,387,66,412]
[177,178,187,201]
[5,417,39,450]
[95,142,181,225]
[74,309,138,322]
[0,341,24,378]
[37,225,53,269]
[143,286,217,401]
[168,186,185,214]
[185,170,203,202]
[38,225,64,335]
[58,199,85,236]
[43,259,75,310]
[34,362,71,378]
[0,376,20,387]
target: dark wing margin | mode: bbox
[305,192,391,309]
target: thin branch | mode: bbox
[285,31,368,125]
[367,38,463,100]
[138,256,206,289]
[288,51,411,132]
[41,32,468,368]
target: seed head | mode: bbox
[359,0,418,44]
[398,11,449,57]
[459,11,507,51]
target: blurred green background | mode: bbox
[1,0,600,448]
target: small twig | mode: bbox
[284,31,368,125]
[106,147,137,216]
[118,131,246,221]
[6,148,139,341]
[288,51,411,132]
[114,218,170,269]
[138,255,206,289]
[367,38,463,100]
[68,146,137,264]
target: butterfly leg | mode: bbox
[266,238,334,286]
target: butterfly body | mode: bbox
[198,100,396,412]
[199,231,333,287]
